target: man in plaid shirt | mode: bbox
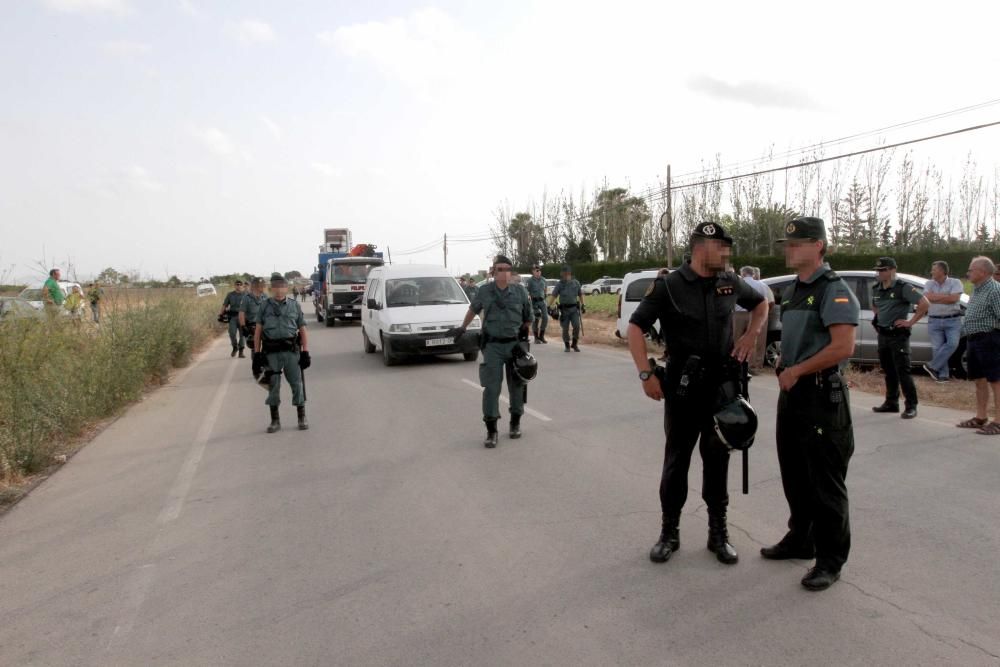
[957,256,1000,435]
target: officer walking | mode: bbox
[253,273,310,433]
[871,257,929,419]
[547,265,586,352]
[526,265,549,344]
[239,277,266,343]
[627,222,767,566]
[448,255,533,448]
[762,217,860,591]
[220,280,247,358]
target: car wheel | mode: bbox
[362,329,376,353]
[949,338,969,379]
[463,351,478,362]
[765,339,781,368]
[381,334,397,366]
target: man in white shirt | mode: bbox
[923,260,964,382]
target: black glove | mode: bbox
[445,326,466,340]
[217,313,228,323]
[580,304,587,314]
[519,323,530,342]
[298,350,311,370]
[548,307,559,319]
[251,352,264,377]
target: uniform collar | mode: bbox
[678,261,720,282]
[798,262,832,285]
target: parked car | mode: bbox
[18,281,83,310]
[196,283,217,298]
[361,264,481,366]
[763,271,969,375]
[545,278,559,290]
[614,269,667,341]
[582,277,623,295]
[0,297,45,321]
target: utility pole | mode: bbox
[443,233,448,268]
[659,164,674,267]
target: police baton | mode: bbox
[741,361,751,495]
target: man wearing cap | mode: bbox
[526,265,550,344]
[253,273,310,433]
[627,221,767,567]
[547,265,586,352]
[871,257,929,419]
[220,280,247,358]
[448,255,532,448]
[239,277,267,343]
[762,216,860,591]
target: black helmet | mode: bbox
[713,397,757,451]
[511,348,538,383]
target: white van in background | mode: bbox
[615,269,667,341]
[361,264,482,366]
[196,283,217,298]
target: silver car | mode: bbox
[763,271,969,376]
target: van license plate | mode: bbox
[426,337,453,347]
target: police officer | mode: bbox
[871,257,929,419]
[762,217,860,591]
[220,280,246,358]
[239,277,266,342]
[547,265,585,352]
[253,273,310,433]
[627,222,767,566]
[448,255,532,448]
[526,265,549,344]
[461,276,478,301]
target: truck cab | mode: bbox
[322,256,384,326]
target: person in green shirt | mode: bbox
[87,282,104,324]
[220,281,247,358]
[239,277,266,340]
[547,265,586,352]
[525,265,549,344]
[42,268,64,320]
[253,273,310,433]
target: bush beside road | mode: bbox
[0,292,220,499]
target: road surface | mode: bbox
[1,323,998,666]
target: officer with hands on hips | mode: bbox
[627,221,767,566]
[547,265,585,352]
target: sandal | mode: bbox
[975,422,1000,436]
[957,417,988,428]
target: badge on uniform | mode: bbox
[716,285,734,296]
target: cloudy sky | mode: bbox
[2,0,999,282]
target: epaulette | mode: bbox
[823,269,841,281]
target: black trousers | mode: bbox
[776,379,854,571]
[660,382,730,520]
[877,330,917,408]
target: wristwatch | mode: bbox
[639,369,653,381]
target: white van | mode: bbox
[615,269,666,340]
[361,264,482,366]
[196,283,217,298]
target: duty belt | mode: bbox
[928,313,961,319]
[875,324,907,335]
[558,303,579,309]
[776,365,840,386]
[488,336,518,343]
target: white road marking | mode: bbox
[460,378,552,422]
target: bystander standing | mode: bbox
[922,261,964,382]
[957,256,1000,435]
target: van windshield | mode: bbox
[332,263,377,285]
[385,277,467,307]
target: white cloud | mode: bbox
[225,18,275,44]
[178,0,201,18]
[41,0,129,14]
[191,126,251,162]
[318,8,481,95]
[100,40,151,57]
[124,165,163,192]
[310,162,342,178]
[259,115,282,141]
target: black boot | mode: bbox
[266,406,281,433]
[872,402,899,413]
[231,345,238,358]
[238,347,245,359]
[649,515,680,563]
[564,340,571,352]
[571,338,580,352]
[707,513,739,564]
[509,415,522,439]
[297,406,309,430]
[484,420,498,448]
[538,331,548,344]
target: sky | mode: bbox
[2,0,999,283]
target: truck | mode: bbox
[310,230,384,326]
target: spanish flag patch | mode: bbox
[833,297,849,303]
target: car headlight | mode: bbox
[466,317,481,329]
[388,323,412,333]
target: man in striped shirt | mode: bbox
[958,256,1000,435]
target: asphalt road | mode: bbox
[1,322,999,666]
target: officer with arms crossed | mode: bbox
[526,265,549,344]
[628,222,767,566]
[220,280,247,358]
[762,217,860,591]
[253,273,310,433]
[547,265,586,352]
[871,257,929,419]
[449,255,533,448]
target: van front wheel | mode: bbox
[381,335,397,366]
[363,329,376,353]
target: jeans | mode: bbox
[927,316,962,379]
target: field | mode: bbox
[0,289,222,501]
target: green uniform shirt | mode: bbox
[526,276,547,300]
[239,292,265,324]
[87,286,103,305]
[260,297,306,340]
[471,282,531,339]
[779,263,860,368]
[222,290,244,313]
[551,278,582,305]
[44,278,64,306]
[872,278,922,327]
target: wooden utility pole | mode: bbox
[443,233,448,268]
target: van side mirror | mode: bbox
[367,298,380,310]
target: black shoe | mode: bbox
[760,539,815,560]
[707,515,738,565]
[571,339,580,352]
[872,403,899,413]
[509,416,522,439]
[533,337,542,344]
[484,420,498,448]
[238,348,245,359]
[922,363,939,381]
[231,346,238,358]
[649,518,680,563]
[538,335,548,344]
[564,344,570,352]
[297,406,309,430]
[901,407,918,419]
[801,567,841,591]
[266,406,281,433]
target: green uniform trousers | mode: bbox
[479,340,525,421]
[228,318,246,350]
[559,306,581,343]
[265,350,305,407]
[531,299,548,336]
